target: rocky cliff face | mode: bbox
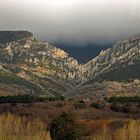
[79,34,140,84]
[0,31,80,96]
[0,31,80,80]
[64,34,140,99]
[0,31,140,97]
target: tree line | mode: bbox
[0,94,65,103]
[108,96,140,104]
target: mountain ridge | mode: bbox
[0,31,140,98]
[0,31,80,97]
[79,34,140,84]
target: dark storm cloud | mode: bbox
[0,0,140,46]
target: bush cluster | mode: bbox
[50,112,81,140]
[108,96,140,104]
[110,103,139,113]
[0,95,65,103]
[90,102,105,109]
[74,100,86,109]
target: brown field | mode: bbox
[0,100,140,139]
[0,100,139,123]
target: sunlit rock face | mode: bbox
[0,31,80,85]
[0,31,140,97]
[51,48,68,59]
[78,34,140,84]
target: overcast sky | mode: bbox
[0,0,140,46]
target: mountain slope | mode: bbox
[0,31,79,97]
[0,66,42,95]
[79,34,140,84]
[65,34,140,99]
[1,31,140,98]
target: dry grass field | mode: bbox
[90,120,140,140]
[0,113,140,140]
[0,113,51,140]
[0,99,140,140]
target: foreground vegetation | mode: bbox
[0,113,51,140]
[90,120,140,140]
[1,113,140,140]
[50,112,82,140]
[1,95,140,140]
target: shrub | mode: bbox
[110,103,121,112]
[74,101,86,109]
[79,100,85,104]
[104,97,109,102]
[59,96,65,101]
[50,112,81,140]
[55,103,64,108]
[10,103,17,106]
[108,96,140,104]
[110,103,139,113]
[122,104,139,113]
[90,102,105,109]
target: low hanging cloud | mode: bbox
[0,0,140,46]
